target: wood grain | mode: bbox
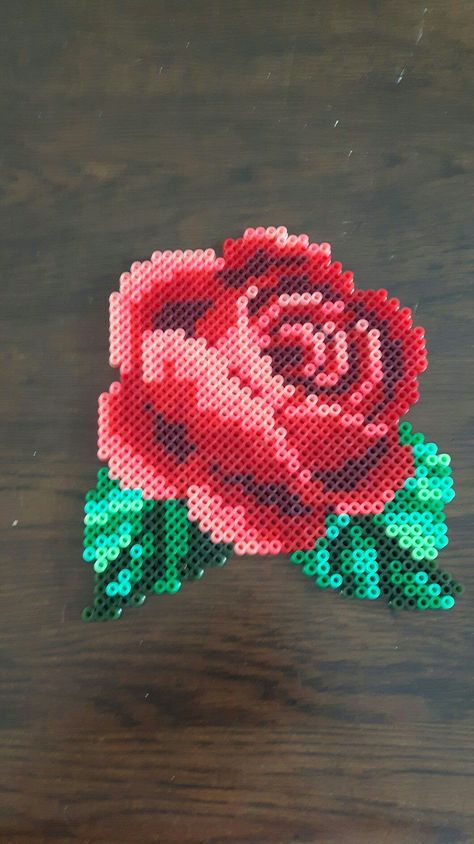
[1,1,473,842]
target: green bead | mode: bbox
[316,575,330,589]
[131,593,146,606]
[329,573,343,589]
[391,596,405,609]
[440,595,455,610]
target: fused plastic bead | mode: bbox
[81,227,461,619]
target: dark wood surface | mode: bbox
[1,2,473,842]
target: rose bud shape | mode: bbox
[98,226,427,554]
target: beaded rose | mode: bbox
[82,227,461,620]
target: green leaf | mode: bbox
[290,424,463,610]
[81,469,231,621]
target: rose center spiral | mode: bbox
[254,292,350,395]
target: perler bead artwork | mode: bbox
[81,226,463,620]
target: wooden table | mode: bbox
[1,2,473,841]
